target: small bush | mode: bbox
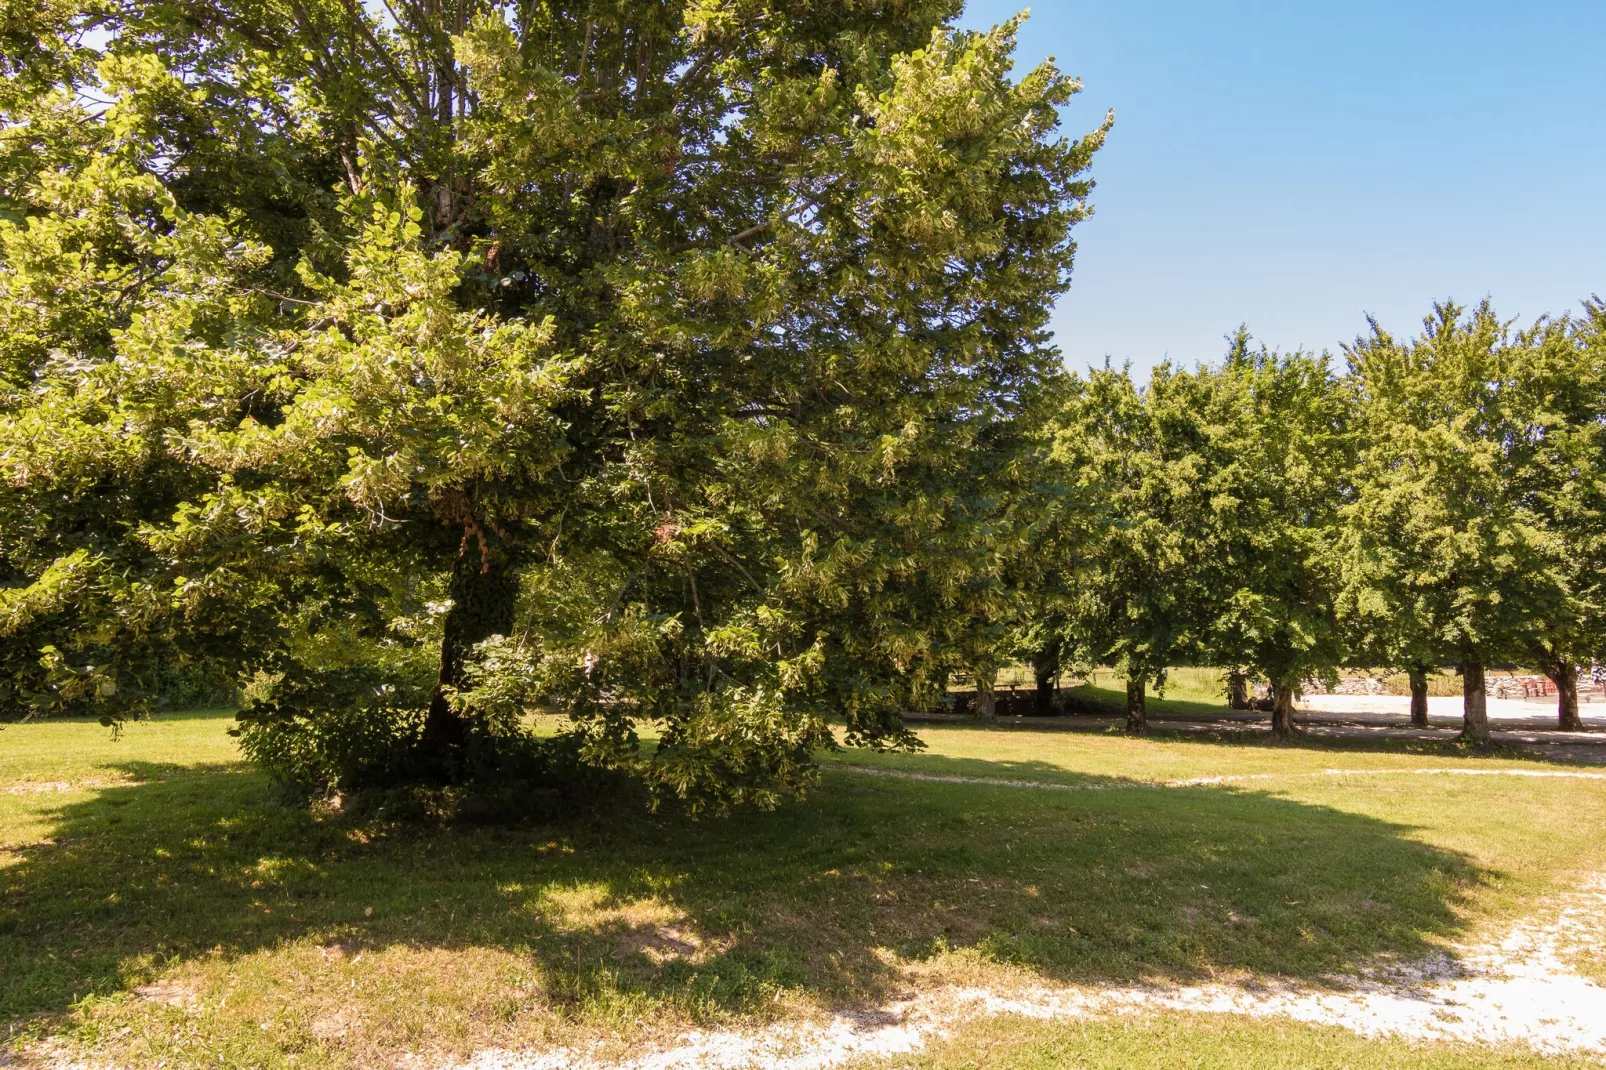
[233,665,639,820]
[150,660,241,709]
[233,666,435,796]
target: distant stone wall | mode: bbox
[1306,673,1602,701]
[1299,677,1383,696]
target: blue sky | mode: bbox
[955,1,1606,377]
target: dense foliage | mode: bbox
[0,0,1109,805]
[1049,363,1219,731]
[1033,305,1606,742]
[1340,302,1606,739]
[1042,337,1351,738]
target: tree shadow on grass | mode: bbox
[1,754,1484,1055]
[1182,726,1606,769]
[932,711,1606,768]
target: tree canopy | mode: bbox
[1051,363,1219,731]
[1042,336,1351,737]
[1341,302,1606,739]
[0,0,1109,806]
[1203,337,1352,737]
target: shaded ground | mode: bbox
[922,690,1606,766]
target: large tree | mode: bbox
[1051,364,1221,733]
[1341,302,1586,743]
[1038,339,1352,740]
[1494,308,1606,729]
[0,2,1109,805]
[1203,335,1353,739]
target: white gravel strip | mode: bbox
[837,763,1606,792]
[1302,693,1606,724]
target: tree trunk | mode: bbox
[1460,659,1489,745]
[1125,676,1146,734]
[1270,678,1296,739]
[1033,644,1060,716]
[1407,664,1430,729]
[422,537,518,758]
[973,667,997,721]
[1226,671,1250,711]
[1547,660,1583,731]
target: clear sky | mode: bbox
[955,1,1606,378]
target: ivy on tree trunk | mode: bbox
[1544,660,1583,731]
[422,530,518,759]
[1270,679,1296,739]
[1125,676,1146,734]
[1461,659,1489,745]
[1407,664,1430,729]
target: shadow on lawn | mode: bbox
[1,754,1483,1033]
[932,710,1606,768]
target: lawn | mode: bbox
[4,711,1605,1068]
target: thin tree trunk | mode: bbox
[1407,664,1430,729]
[422,536,518,758]
[973,667,997,721]
[1460,659,1489,745]
[1547,660,1583,730]
[1125,676,1146,734]
[1033,644,1060,716]
[1227,671,1250,711]
[1270,678,1296,739]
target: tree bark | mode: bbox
[1546,660,1583,731]
[422,536,518,757]
[1226,671,1250,711]
[1125,676,1146,734]
[1032,644,1060,716]
[1407,664,1430,729]
[1460,659,1489,745]
[973,667,997,721]
[1270,678,1296,739]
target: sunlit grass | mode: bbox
[851,1013,1602,1069]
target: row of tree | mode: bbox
[1014,302,1606,743]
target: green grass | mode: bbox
[4,712,1604,1067]
[853,1014,1605,1069]
[1063,681,1235,718]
